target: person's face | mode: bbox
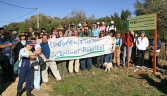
[68,26,70,30]
[84,27,89,32]
[83,22,87,27]
[59,25,62,27]
[74,31,78,37]
[94,24,97,28]
[31,40,36,43]
[100,31,104,37]
[117,34,121,38]
[42,36,48,43]
[52,30,56,35]
[59,31,64,37]
[21,35,25,40]
[35,35,39,39]
[110,33,113,37]
[81,28,84,32]
[141,33,145,37]
[39,33,44,38]
[27,44,33,50]
[70,27,73,30]
[28,28,33,32]
[0,30,4,34]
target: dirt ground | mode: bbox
[2,77,53,96]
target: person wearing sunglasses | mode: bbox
[113,33,122,68]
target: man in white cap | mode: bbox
[97,22,100,28]
[106,21,116,35]
[77,23,82,35]
[12,31,19,44]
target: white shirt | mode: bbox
[111,37,116,51]
[18,48,32,67]
[136,37,149,50]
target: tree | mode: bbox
[134,0,167,40]
[18,24,27,35]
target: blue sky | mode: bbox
[0,0,139,27]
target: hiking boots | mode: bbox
[69,72,74,76]
[26,90,34,96]
[17,90,21,96]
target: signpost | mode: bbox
[126,13,157,74]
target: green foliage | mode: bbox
[18,24,27,35]
[134,0,167,40]
[3,9,131,35]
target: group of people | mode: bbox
[0,20,161,96]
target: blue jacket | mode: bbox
[149,38,161,50]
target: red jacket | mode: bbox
[122,32,134,47]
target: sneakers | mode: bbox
[76,72,81,76]
[69,72,74,76]
[43,82,49,85]
[88,70,95,75]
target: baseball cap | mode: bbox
[12,31,17,34]
[140,31,145,34]
[97,22,100,25]
[19,32,26,36]
[78,23,82,27]
[26,41,34,45]
[102,22,105,24]
[111,21,114,24]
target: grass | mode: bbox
[48,66,167,96]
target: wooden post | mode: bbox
[126,31,130,68]
[153,13,158,74]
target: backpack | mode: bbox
[108,25,116,32]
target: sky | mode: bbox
[0,0,139,27]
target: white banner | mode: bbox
[48,36,112,61]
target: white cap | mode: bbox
[102,22,105,24]
[97,22,100,25]
[12,31,17,34]
[111,21,114,24]
[78,23,82,27]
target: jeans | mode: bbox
[105,53,113,63]
[97,55,104,68]
[122,46,132,66]
[32,66,41,91]
[137,50,145,66]
[80,58,92,70]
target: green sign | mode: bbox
[127,13,157,30]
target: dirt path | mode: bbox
[2,77,53,96]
